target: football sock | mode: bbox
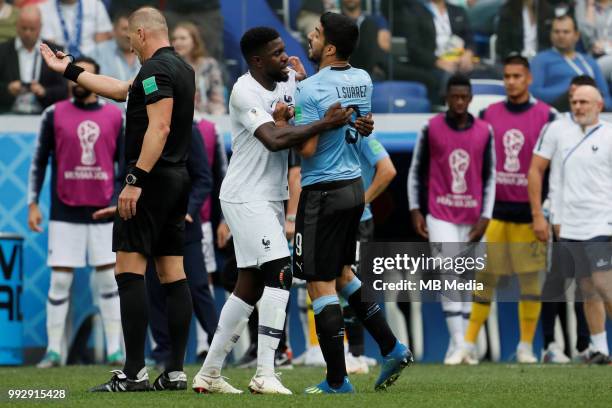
[591,331,609,355]
[540,302,559,349]
[313,295,346,388]
[519,300,541,344]
[46,270,73,354]
[163,279,193,373]
[256,287,289,376]
[575,302,590,352]
[94,267,121,356]
[196,322,210,355]
[342,277,396,356]
[342,303,365,356]
[465,302,490,344]
[116,273,148,379]
[201,294,253,376]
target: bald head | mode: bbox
[571,85,603,127]
[129,7,168,35]
[16,6,41,50]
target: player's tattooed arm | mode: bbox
[254,102,353,152]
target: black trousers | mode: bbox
[146,239,219,363]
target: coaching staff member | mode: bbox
[40,7,195,392]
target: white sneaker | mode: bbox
[361,355,377,367]
[345,353,369,374]
[574,347,592,364]
[192,372,243,394]
[444,346,478,365]
[516,345,538,364]
[304,346,326,367]
[248,373,292,395]
[541,343,570,364]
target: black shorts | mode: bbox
[293,178,364,282]
[560,236,612,278]
[113,165,190,257]
[354,218,375,273]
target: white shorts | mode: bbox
[47,221,115,268]
[201,221,217,273]
[221,200,290,268]
[426,215,472,243]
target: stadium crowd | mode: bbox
[0,0,610,383]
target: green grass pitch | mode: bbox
[0,364,610,407]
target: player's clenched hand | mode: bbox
[273,102,294,123]
[532,214,549,242]
[323,102,353,129]
[469,217,489,242]
[118,185,142,220]
[93,206,117,220]
[355,112,374,136]
[40,43,69,74]
[410,209,428,240]
[28,203,43,232]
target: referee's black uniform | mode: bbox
[92,46,196,391]
[113,46,195,255]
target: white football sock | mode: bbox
[46,271,73,353]
[591,331,609,355]
[201,294,253,376]
[256,287,289,376]
[196,320,210,354]
[94,267,122,356]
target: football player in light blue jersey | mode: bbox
[292,12,412,394]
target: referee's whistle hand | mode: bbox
[39,43,69,74]
[118,185,142,220]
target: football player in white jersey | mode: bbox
[192,26,372,395]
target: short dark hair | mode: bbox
[446,74,471,92]
[503,53,530,69]
[240,27,280,62]
[74,56,100,75]
[570,75,596,87]
[553,14,578,31]
[320,12,359,60]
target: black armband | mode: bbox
[125,166,149,188]
[63,63,85,82]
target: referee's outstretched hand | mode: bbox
[118,185,142,220]
[323,102,353,129]
[40,43,69,74]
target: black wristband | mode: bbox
[63,63,84,82]
[125,166,149,188]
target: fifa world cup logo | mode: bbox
[503,129,525,173]
[77,120,101,166]
[449,148,470,194]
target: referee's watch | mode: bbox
[125,167,149,188]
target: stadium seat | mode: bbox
[372,81,431,113]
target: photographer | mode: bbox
[0,6,66,114]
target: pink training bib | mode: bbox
[484,100,551,202]
[427,113,491,225]
[54,100,122,207]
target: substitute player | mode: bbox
[529,85,612,364]
[294,12,411,394]
[192,27,361,395]
[408,74,496,365]
[448,54,556,365]
[41,7,196,391]
[28,56,124,369]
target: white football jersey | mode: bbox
[220,69,297,203]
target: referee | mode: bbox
[41,7,195,391]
